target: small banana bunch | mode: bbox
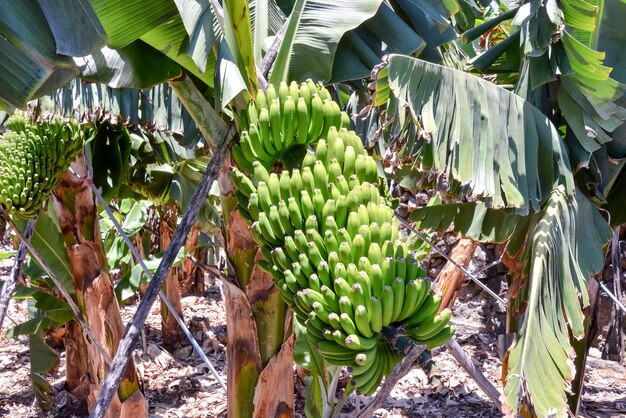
[233,79,351,171]
[0,113,84,219]
[232,83,454,394]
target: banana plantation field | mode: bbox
[1,0,626,417]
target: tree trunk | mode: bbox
[602,227,625,363]
[179,224,206,295]
[51,155,147,418]
[159,204,185,348]
[434,238,477,312]
[219,156,294,418]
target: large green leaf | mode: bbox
[250,0,286,63]
[503,187,612,417]
[74,41,182,89]
[410,202,525,243]
[23,210,75,294]
[173,0,220,74]
[140,14,216,87]
[38,80,202,143]
[464,0,626,165]
[597,0,626,84]
[0,2,79,109]
[223,0,258,93]
[90,0,179,49]
[270,0,384,84]
[375,54,574,212]
[39,0,108,56]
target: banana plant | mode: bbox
[371,0,626,414]
[0,116,148,417]
[3,2,625,418]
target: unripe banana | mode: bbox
[350,283,366,308]
[301,166,316,195]
[340,313,357,335]
[406,309,452,340]
[312,189,325,220]
[403,294,442,328]
[308,94,324,139]
[300,190,315,219]
[296,97,309,144]
[299,81,311,108]
[231,167,256,197]
[355,305,374,338]
[334,278,352,298]
[320,285,340,312]
[281,96,296,148]
[317,262,332,288]
[419,326,456,350]
[381,285,395,326]
[344,334,377,351]
[253,160,270,183]
[269,99,282,150]
[369,296,383,333]
[268,205,284,236]
[278,201,294,236]
[258,107,278,155]
[327,312,342,331]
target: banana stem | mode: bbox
[354,345,426,418]
[86,174,227,392]
[322,366,342,418]
[0,206,112,364]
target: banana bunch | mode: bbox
[231,83,454,394]
[233,79,351,171]
[0,114,85,219]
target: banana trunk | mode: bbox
[433,238,477,312]
[51,155,147,418]
[219,156,294,418]
[159,204,184,348]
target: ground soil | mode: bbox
[1,252,625,417]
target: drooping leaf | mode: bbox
[270,0,384,84]
[173,0,220,74]
[375,54,574,212]
[596,0,626,84]
[503,186,612,417]
[74,42,182,89]
[24,210,75,294]
[223,0,258,93]
[465,0,626,166]
[215,39,250,109]
[0,2,79,109]
[90,0,179,49]
[39,0,108,57]
[140,14,216,87]
[410,201,525,243]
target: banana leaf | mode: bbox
[503,187,611,417]
[375,54,574,212]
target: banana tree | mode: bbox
[4,2,626,418]
[0,117,148,417]
[371,0,626,415]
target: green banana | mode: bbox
[354,305,374,338]
[420,326,455,349]
[369,296,383,333]
[381,285,395,326]
[403,293,442,328]
[344,334,377,351]
[407,308,452,340]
